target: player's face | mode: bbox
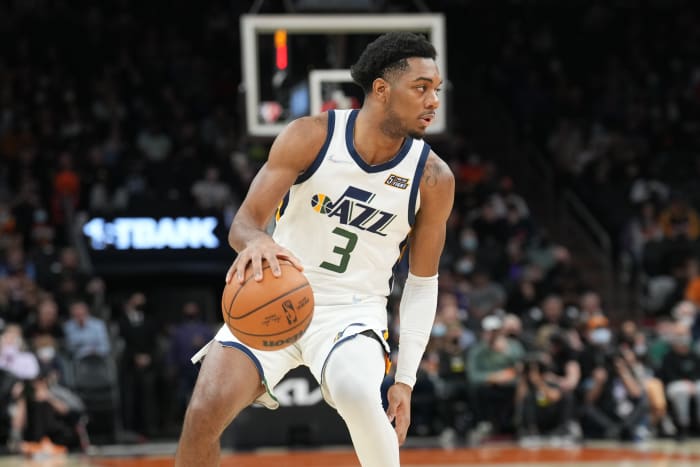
[383,57,442,139]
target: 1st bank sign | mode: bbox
[82,216,220,250]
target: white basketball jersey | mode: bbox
[273,109,430,306]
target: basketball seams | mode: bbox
[224,263,301,322]
[229,310,313,338]
[221,261,314,350]
[225,264,271,323]
[229,282,311,320]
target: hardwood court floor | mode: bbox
[3,440,700,467]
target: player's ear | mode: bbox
[372,77,389,103]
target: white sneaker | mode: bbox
[660,416,677,436]
[439,428,457,449]
[469,421,493,445]
[519,435,543,448]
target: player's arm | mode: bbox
[386,151,454,444]
[407,152,455,277]
[225,114,328,284]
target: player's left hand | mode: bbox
[386,382,412,445]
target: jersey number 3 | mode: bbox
[320,227,358,273]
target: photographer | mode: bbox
[579,320,648,440]
[515,353,575,445]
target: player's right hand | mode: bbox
[225,238,303,284]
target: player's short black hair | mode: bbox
[350,32,437,93]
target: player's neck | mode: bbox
[353,109,406,166]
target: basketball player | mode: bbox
[175,32,454,467]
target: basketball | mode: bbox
[221,260,314,351]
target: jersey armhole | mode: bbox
[408,142,431,226]
[294,110,335,184]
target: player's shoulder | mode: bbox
[420,150,455,194]
[277,113,330,147]
[269,113,331,167]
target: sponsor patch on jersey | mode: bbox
[384,174,409,189]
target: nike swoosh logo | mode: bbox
[327,153,352,163]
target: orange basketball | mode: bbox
[221,261,314,351]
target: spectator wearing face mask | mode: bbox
[467,315,525,442]
[515,352,578,446]
[118,292,160,438]
[578,315,648,441]
[577,314,613,380]
[671,300,700,345]
[0,324,40,381]
[617,328,676,438]
[658,322,700,441]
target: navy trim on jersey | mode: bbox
[295,110,335,184]
[408,142,431,226]
[344,109,413,173]
[390,236,410,290]
[219,341,264,380]
[319,325,389,386]
[277,191,290,219]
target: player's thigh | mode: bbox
[321,334,387,408]
[188,343,265,427]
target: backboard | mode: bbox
[240,14,447,137]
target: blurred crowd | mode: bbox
[0,0,253,453]
[385,153,700,447]
[2,0,700,454]
[476,1,700,316]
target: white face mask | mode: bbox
[460,234,478,252]
[670,335,692,347]
[678,316,695,327]
[36,346,56,362]
[590,328,612,345]
[456,257,474,275]
[431,322,447,338]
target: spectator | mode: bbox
[136,122,172,164]
[0,245,37,282]
[658,322,700,441]
[118,292,160,437]
[429,300,474,439]
[0,324,39,451]
[24,297,64,346]
[545,329,581,396]
[515,353,577,445]
[467,315,525,442]
[578,291,605,323]
[524,294,571,332]
[621,200,664,273]
[617,328,676,437]
[504,201,534,246]
[658,195,700,241]
[471,199,508,247]
[24,369,85,451]
[50,152,80,238]
[62,300,110,359]
[167,301,214,420]
[502,313,529,349]
[190,166,234,212]
[0,368,25,452]
[684,259,700,309]
[0,324,40,382]
[466,269,507,321]
[579,345,648,441]
[48,247,88,313]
